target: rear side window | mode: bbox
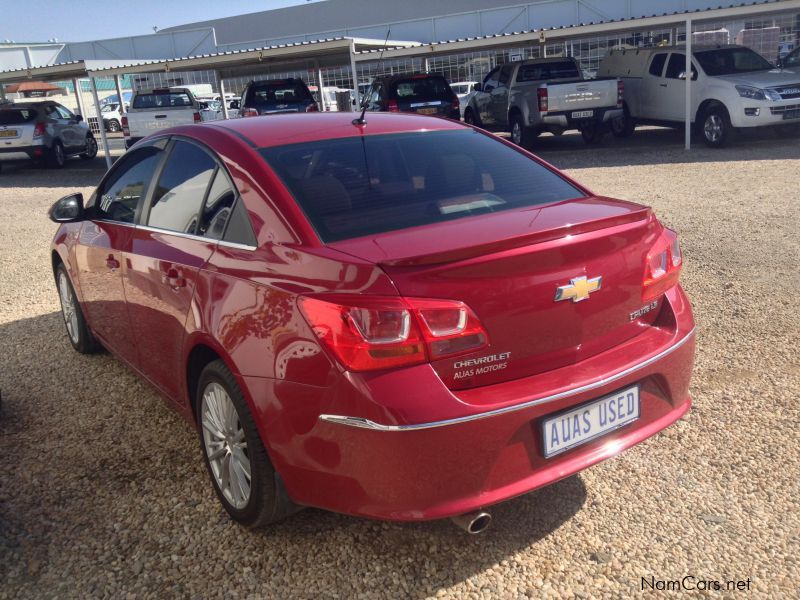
[147,141,215,234]
[261,129,583,243]
[0,109,37,125]
[95,146,163,224]
[516,61,580,81]
[246,81,312,105]
[390,77,453,101]
[197,170,236,239]
[132,92,193,109]
[649,53,668,76]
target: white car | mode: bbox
[599,44,800,146]
[449,81,477,118]
[88,103,127,133]
[123,87,201,149]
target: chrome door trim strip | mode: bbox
[318,327,696,432]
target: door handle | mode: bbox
[106,254,120,271]
[154,114,167,119]
[659,83,668,87]
[162,267,186,289]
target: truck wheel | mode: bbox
[610,107,636,137]
[47,141,66,168]
[107,119,121,133]
[80,135,98,160]
[701,105,731,148]
[510,114,534,147]
[580,123,605,144]
[464,108,481,128]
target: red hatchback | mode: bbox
[49,113,694,533]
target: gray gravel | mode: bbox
[1,128,799,598]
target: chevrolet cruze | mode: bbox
[49,112,694,533]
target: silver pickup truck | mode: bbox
[463,57,623,146]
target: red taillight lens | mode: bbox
[537,87,548,112]
[387,99,399,112]
[121,116,129,136]
[33,123,46,138]
[305,102,319,112]
[451,94,460,113]
[298,296,488,372]
[243,107,259,117]
[193,111,201,123]
[617,80,624,108]
[643,228,683,301]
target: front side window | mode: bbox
[497,65,514,87]
[483,67,501,91]
[94,146,163,224]
[261,129,584,243]
[147,141,216,234]
[55,105,74,119]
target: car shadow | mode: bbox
[1,310,587,597]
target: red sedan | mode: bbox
[49,113,694,533]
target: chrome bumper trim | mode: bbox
[318,327,696,432]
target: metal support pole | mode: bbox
[315,60,326,111]
[0,84,7,101]
[218,76,229,119]
[90,77,113,169]
[685,17,692,151]
[349,41,360,110]
[114,75,126,111]
[424,57,430,73]
[72,78,86,118]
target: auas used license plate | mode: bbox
[571,110,594,119]
[542,385,640,457]
[0,129,18,138]
[416,107,438,115]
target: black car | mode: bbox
[239,78,318,117]
[362,73,460,119]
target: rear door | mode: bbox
[76,142,166,366]
[640,52,669,119]
[490,65,515,126]
[660,53,699,122]
[124,138,224,403]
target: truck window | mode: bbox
[649,53,668,77]
[497,65,514,88]
[483,67,501,91]
[516,61,579,82]
[665,54,698,80]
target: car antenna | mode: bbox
[353,27,392,126]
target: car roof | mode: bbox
[203,111,466,148]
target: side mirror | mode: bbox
[48,193,85,223]
[776,59,784,69]
[678,71,698,81]
[473,83,483,92]
[74,115,83,123]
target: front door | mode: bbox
[124,139,225,403]
[490,65,515,127]
[476,67,501,126]
[659,53,699,122]
[77,144,165,365]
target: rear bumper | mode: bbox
[0,142,46,156]
[250,285,695,521]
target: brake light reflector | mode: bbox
[33,123,46,138]
[193,111,201,123]
[450,94,460,113]
[298,295,488,371]
[242,108,259,117]
[537,87,548,112]
[643,228,683,301]
[121,116,129,137]
[617,80,624,108]
[387,99,399,112]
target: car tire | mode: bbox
[610,106,636,138]
[107,119,121,133]
[463,108,481,128]
[580,122,605,144]
[510,113,534,148]
[47,140,66,168]
[80,135,98,160]
[701,104,732,148]
[55,264,101,354]
[197,360,291,528]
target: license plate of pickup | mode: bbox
[417,107,438,115]
[0,129,18,138]
[571,110,594,119]
[542,385,639,458]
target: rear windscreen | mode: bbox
[390,77,453,102]
[0,109,37,125]
[260,129,583,243]
[246,82,312,105]
[132,92,193,109]
[516,61,580,81]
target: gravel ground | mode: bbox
[1,128,798,599]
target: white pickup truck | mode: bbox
[122,88,201,149]
[598,44,800,147]
[463,57,623,146]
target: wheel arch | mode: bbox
[695,98,727,124]
[184,336,246,422]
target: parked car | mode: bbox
[778,45,800,69]
[198,99,224,121]
[598,44,800,146]
[361,73,460,119]
[122,87,201,149]
[449,80,478,118]
[49,113,695,531]
[0,100,97,168]
[239,78,318,117]
[88,102,127,133]
[464,57,623,145]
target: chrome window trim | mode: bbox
[318,327,696,432]
[217,239,258,251]
[136,223,220,244]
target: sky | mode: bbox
[0,0,317,43]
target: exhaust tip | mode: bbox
[451,511,492,534]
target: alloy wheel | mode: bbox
[201,382,251,509]
[511,121,522,145]
[58,271,79,344]
[54,143,64,166]
[704,115,723,143]
[85,137,98,157]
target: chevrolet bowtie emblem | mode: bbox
[554,275,602,303]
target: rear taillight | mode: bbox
[243,108,259,118]
[387,99,399,112]
[298,295,488,372]
[451,94,460,113]
[537,87,548,112]
[617,80,624,108]
[305,102,319,112]
[193,111,201,123]
[121,116,129,137]
[643,228,682,301]
[33,123,46,138]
